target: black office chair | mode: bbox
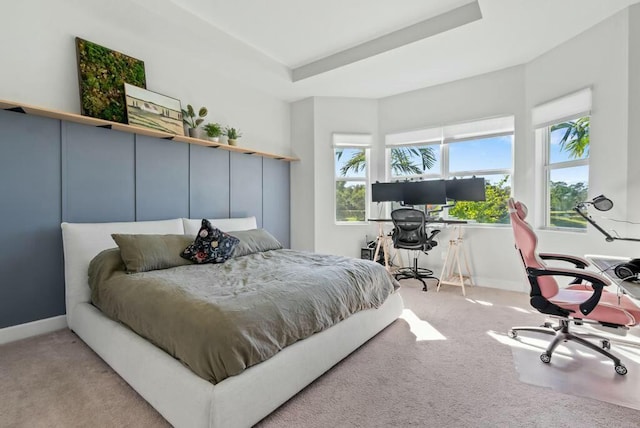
[391,208,440,291]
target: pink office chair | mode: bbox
[507,198,640,375]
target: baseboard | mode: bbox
[0,315,67,345]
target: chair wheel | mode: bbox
[508,330,517,338]
[601,340,611,350]
[540,353,551,364]
[615,364,628,375]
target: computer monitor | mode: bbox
[445,177,486,201]
[371,182,405,202]
[401,180,447,205]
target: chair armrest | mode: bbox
[423,229,440,251]
[539,253,589,269]
[527,267,610,316]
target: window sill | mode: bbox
[335,221,370,226]
[539,226,587,234]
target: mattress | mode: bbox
[89,248,399,383]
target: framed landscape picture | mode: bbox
[75,37,147,123]
[124,83,184,135]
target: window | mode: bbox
[533,89,591,230]
[334,134,371,223]
[385,116,514,224]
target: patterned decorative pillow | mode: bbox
[181,219,240,264]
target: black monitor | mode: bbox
[402,180,447,205]
[445,177,486,201]
[371,182,405,202]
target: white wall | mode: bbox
[289,97,380,256]
[369,7,639,291]
[313,97,379,257]
[379,66,527,290]
[526,8,636,260]
[627,5,640,221]
[0,0,291,155]
[290,98,316,251]
[290,6,639,292]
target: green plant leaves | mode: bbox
[204,123,222,137]
[223,127,242,139]
[182,104,208,128]
[76,37,146,123]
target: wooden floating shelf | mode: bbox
[0,99,298,162]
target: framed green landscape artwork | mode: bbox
[124,83,184,135]
[75,37,147,123]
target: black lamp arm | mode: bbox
[574,206,640,243]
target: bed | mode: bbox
[61,217,404,428]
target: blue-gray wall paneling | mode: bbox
[135,136,189,221]
[230,153,263,227]
[63,123,135,222]
[189,145,230,219]
[262,158,290,248]
[0,110,64,328]
[0,112,291,329]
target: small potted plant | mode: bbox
[182,104,208,138]
[203,123,222,143]
[224,127,242,146]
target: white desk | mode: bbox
[585,255,640,299]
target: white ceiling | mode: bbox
[168,0,640,100]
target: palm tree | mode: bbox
[337,146,436,176]
[551,116,590,159]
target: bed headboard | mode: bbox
[61,217,259,330]
[182,216,257,235]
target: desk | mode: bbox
[367,219,395,271]
[367,218,468,272]
[368,218,468,225]
[585,255,640,299]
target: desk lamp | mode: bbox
[574,195,640,242]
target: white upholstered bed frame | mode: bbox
[61,217,404,428]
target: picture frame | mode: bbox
[124,83,184,136]
[75,37,147,123]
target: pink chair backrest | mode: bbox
[508,198,559,298]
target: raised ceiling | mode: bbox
[168,0,640,100]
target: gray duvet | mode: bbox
[89,248,398,384]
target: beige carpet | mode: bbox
[2,282,640,427]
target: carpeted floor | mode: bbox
[2,281,640,427]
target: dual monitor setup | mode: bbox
[372,177,486,206]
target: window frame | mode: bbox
[333,134,371,225]
[537,115,590,231]
[386,140,443,182]
[443,131,514,178]
[384,118,514,225]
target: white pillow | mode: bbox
[182,217,257,235]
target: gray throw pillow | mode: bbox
[111,234,195,273]
[229,229,283,257]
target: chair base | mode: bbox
[394,257,439,292]
[508,318,628,375]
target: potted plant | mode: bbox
[203,123,222,143]
[224,127,242,146]
[182,104,208,138]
